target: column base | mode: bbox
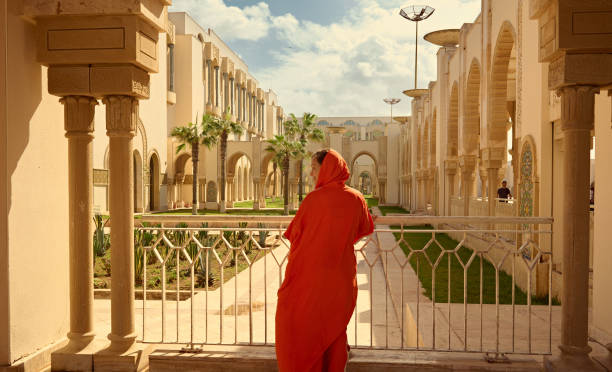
[545,352,606,372]
[219,203,226,213]
[93,343,152,372]
[51,338,108,372]
[253,201,260,210]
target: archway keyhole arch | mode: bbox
[148,151,160,211]
[448,83,459,158]
[430,110,437,169]
[133,149,143,212]
[462,58,481,156]
[488,21,516,149]
[350,152,378,197]
[228,151,253,202]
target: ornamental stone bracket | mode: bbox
[548,54,612,90]
[480,147,505,169]
[458,155,477,172]
[529,0,612,63]
[444,159,458,175]
[48,64,151,99]
[25,0,171,98]
[529,0,612,89]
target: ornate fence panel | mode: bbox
[128,215,555,359]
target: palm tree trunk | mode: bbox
[283,156,289,215]
[273,162,278,197]
[298,159,303,203]
[298,134,305,203]
[192,143,199,215]
[220,132,228,213]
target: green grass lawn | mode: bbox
[233,197,285,209]
[153,208,296,216]
[379,205,410,215]
[365,196,379,208]
[391,225,558,305]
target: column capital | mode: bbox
[61,95,98,137]
[480,147,505,169]
[444,159,458,175]
[103,95,138,137]
[557,85,599,132]
[459,155,477,172]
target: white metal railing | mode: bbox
[129,215,555,358]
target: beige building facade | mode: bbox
[399,0,612,370]
[0,0,289,369]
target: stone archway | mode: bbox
[133,149,143,213]
[148,151,160,211]
[448,83,459,159]
[488,21,516,149]
[462,58,481,157]
[459,58,482,215]
[227,151,253,204]
[350,151,378,198]
[485,21,516,216]
[173,152,191,208]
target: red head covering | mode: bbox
[315,149,350,189]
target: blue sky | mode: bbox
[169,0,481,116]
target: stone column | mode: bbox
[52,97,98,370]
[445,161,457,217]
[546,85,601,371]
[487,168,498,216]
[227,177,234,207]
[104,95,138,352]
[459,156,476,216]
[259,180,267,208]
[253,181,260,210]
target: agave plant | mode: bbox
[93,214,108,259]
[257,222,269,249]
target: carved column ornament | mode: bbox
[104,96,138,137]
[62,96,97,135]
[557,85,598,132]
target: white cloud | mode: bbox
[257,0,481,116]
[171,0,482,116]
[170,0,273,41]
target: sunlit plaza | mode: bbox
[1,0,612,371]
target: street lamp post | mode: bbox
[400,5,435,89]
[383,98,401,125]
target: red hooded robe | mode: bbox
[275,150,375,371]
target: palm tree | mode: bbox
[265,135,304,215]
[284,113,325,202]
[171,116,204,215]
[202,107,244,213]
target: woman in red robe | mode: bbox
[276,149,375,371]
